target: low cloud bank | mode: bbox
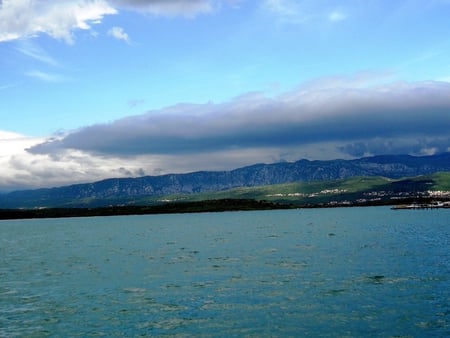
[28,79,450,158]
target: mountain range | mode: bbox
[1,153,449,209]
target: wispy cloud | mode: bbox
[263,0,348,25]
[128,98,146,108]
[108,26,130,43]
[264,0,299,17]
[263,0,309,24]
[25,70,66,83]
[16,40,60,67]
[0,83,18,91]
[110,0,216,18]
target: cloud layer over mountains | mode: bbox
[29,78,450,158]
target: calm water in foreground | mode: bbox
[1,207,449,337]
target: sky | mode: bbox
[1,0,450,191]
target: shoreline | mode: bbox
[0,199,291,220]
[1,198,449,220]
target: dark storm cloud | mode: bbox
[28,80,450,157]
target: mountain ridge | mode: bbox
[1,152,449,208]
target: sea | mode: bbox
[0,206,449,337]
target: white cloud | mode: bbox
[25,70,66,83]
[0,0,117,43]
[0,131,45,190]
[110,0,216,17]
[16,40,60,66]
[108,26,130,43]
[0,130,150,191]
[0,1,226,44]
[0,131,36,151]
[328,10,347,22]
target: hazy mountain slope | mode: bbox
[1,153,449,208]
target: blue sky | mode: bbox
[1,0,450,191]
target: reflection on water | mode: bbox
[1,207,449,336]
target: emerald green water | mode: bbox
[1,207,449,336]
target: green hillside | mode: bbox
[4,172,449,209]
[133,173,450,207]
[429,172,450,190]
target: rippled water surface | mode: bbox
[1,207,449,337]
